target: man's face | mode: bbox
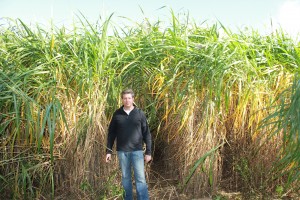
[122,93,134,107]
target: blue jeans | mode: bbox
[117,151,149,200]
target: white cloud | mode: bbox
[277,0,300,38]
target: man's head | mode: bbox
[121,89,134,108]
[121,89,135,98]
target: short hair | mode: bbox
[121,89,135,98]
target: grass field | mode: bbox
[0,14,299,199]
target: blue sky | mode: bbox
[1,0,300,37]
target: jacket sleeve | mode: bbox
[106,113,117,154]
[140,110,152,155]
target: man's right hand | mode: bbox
[105,154,111,163]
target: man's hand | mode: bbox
[106,154,111,163]
[144,155,152,164]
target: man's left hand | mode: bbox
[144,155,152,164]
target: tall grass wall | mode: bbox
[0,15,299,199]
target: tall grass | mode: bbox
[0,13,299,199]
[259,74,300,193]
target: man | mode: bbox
[106,89,152,200]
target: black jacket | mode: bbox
[106,106,152,155]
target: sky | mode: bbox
[1,0,300,38]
